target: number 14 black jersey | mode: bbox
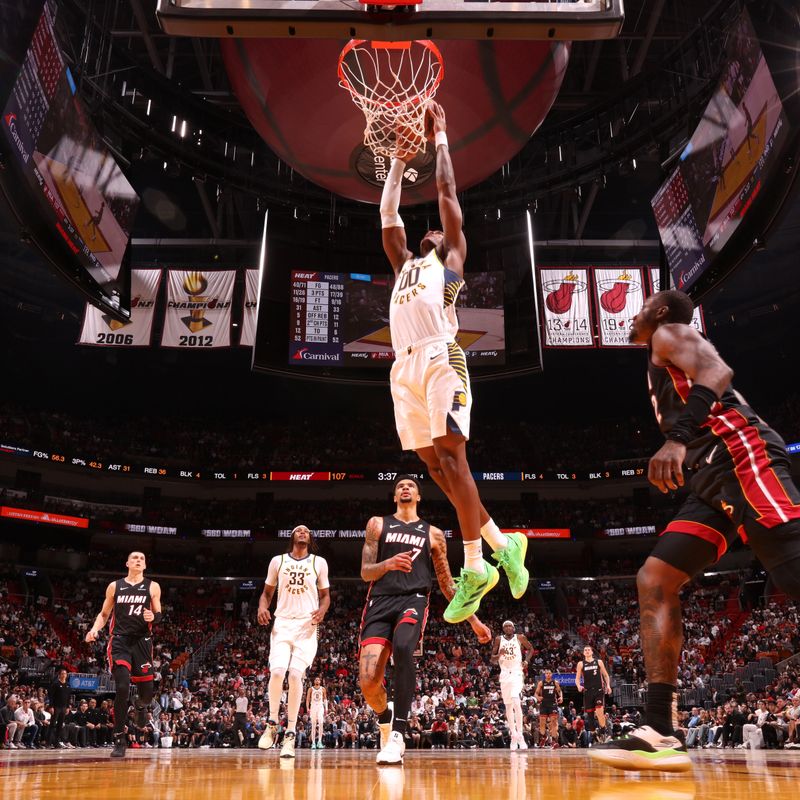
[110,577,152,638]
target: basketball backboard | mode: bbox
[156,0,624,42]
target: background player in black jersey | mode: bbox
[576,645,612,742]
[591,290,800,773]
[85,551,162,758]
[534,670,563,748]
[359,475,491,764]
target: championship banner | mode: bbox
[648,268,706,334]
[239,269,259,347]
[161,270,235,348]
[593,267,646,347]
[78,270,161,347]
[539,268,594,347]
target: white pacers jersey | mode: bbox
[310,687,325,707]
[389,249,464,351]
[498,635,523,676]
[266,553,329,619]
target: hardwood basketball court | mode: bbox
[2,749,798,800]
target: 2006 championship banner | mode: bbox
[78,270,161,347]
[160,269,236,348]
[593,267,646,347]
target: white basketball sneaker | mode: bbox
[376,730,405,765]
[280,731,296,759]
[258,720,277,750]
[517,736,528,750]
[379,702,394,751]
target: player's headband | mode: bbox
[291,525,310,536]
[502,620,514,629]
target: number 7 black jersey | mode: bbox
[110,577,152,638]
[372,515,433,596]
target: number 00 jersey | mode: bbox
[110,577,153,638]
[266,553,330,619]
[371,515,433,596]
[390,249,464,352]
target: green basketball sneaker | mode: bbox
[491,532,530,599]
[443,561,499,624]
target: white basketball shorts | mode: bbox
[269,616,319,672]
[310,704,325,722]
[390,337,472,451]
[500,670,524,703]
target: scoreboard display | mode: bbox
[288,270,506,367]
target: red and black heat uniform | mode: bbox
[648,355,800,574]
[360,515,432,653]
[107,577,155,683]
[581,659,604,710]
[539,679,559,717]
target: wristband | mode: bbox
[666,383,719,444]
[152,611,163,624]
[435,131,449,149]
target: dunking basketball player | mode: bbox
[359,475,491,764]
[306,677,328,749]
[257,525,330,759]
[576,645,612,742]
[490,620,534,749]
[534,669,563,749]
[85,551,162,759]
[380,100,529,624]
[591,290,800,772]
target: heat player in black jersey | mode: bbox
[85,551,162,759]
[534,669,562,748]
[575,645,611,739]
[359,475,491,765]
[592,290,800,774]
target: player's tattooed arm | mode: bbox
[490,635,501,664]
[85,581,116,642]
[518,634,535,664]
[361,516,394,581]
[257,582,277,626]
[431,527,491,643]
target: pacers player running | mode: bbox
[490,620,533,750]
[306,677,328,749]
[257,525,330,758]
[85,551,162,759]
[592,290,800,772]
[534,669,563,749]
[380,100,528,624]
[359,475,491,765]
[576,645,612,742]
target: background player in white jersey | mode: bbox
[491,620,534,750]
[305,677,327,750]
[380,101,529,625]
[257,525,330,758]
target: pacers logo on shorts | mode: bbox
[452,390,468,411]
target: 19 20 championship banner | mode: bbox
[78,270,161,347]
[539,268,594,347]
[593,267,646,347]
[649,268,706,333]
[161,270,235,348]
[239,269,259,347]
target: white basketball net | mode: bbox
[338,40,444,159]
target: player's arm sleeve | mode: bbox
[265,556,280,587]
[315,557,330,590]
[380,158,405,229]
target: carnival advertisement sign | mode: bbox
[161,270,235,348]
[239,269,259,347]
[648,268,706,334]
[78,270,161,347]
[593,267,646,347]
[539,268,594,348]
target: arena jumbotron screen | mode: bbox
[288,270,505,367]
